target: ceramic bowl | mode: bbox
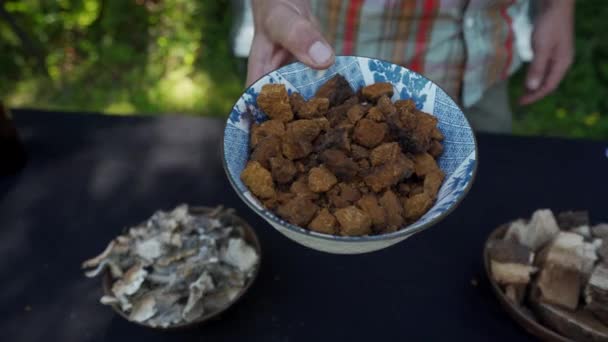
[223,56,477,254]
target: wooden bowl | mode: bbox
[483,225,573,342]
[102,206,262,330]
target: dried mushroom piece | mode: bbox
[505,209,560,251]
[347,104,366,124]
[289,92,306,114]
[376,95,396,115]
[366,107,385,122]
[250,135,282,169]
[370,142,401,167]
[277,196,319,227]
[379,190,404,233]
[250,120,285,148]
[308,208,337,235]
[328,182,361,209]
[413,153,440,177]
[314,74,354,106]
[353,119,387,148]
[313,129,351,153]
[428,140,444,158]
[535,232,586,310]
[585,264,608,325]
[293,96,330,119]
[364,154,414,192]
[257,84,293,122]
[592,223,608,239]
[403,193,433,221]
[241,161,276,199]
[488,239,536,296]
[357,195,387,231]
[423,170,445,198]
[286,119,322,142]
[308,166,338,193]
[320,149,359,181]
[361,82,394,101]
[282,139,313,160]
[270,156,297,184]
[557,210,590,230]
[82,205,260,328]
[289,175,319,200]
[350,144,370,160]
[335,206,372,236]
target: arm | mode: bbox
[246,0,335,86]
[519,0,575,105]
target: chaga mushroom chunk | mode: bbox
[308,166,338,193]
[335,206,372,236]
[240,161,275,199]
[379,190,404,232]
[413,153,440,177]
[315,74,355,106]
[313,128,351,152]
[353,119,387,148]
[364,154,414,192]
[290,175,319,200]
[282,139,312,160]
[309,208,337,235]
[291,95,330,119]
[403,193,433,221]
[361,83,394,101]
[250,119,285,148]
[286,119,322,142]
[251,135,282,169]
[376,95,396,115]
[328,182,362,208]
[347,104,366,124]
[256,84,293,122]
[357,194,387,231]
[277,196,319,227]
[270,156,297,184]
[370,142,401,166]
[320,149,360,181]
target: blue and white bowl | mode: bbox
[223,56,477,254]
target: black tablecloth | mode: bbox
[1,109,607,342]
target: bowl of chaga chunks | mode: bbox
[223,56,477,254]
[485,209,608,341]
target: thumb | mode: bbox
[264,4,335,69]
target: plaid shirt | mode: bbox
[311,0,530,107]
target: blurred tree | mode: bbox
[0,0,606,139]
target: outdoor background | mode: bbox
[1,0,607,139]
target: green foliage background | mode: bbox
[1,0,607,139]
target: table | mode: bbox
[1,109,607,342]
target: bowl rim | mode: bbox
[222,55,479,243]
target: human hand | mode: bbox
[246,0,335,86]
[519,0,575,105]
